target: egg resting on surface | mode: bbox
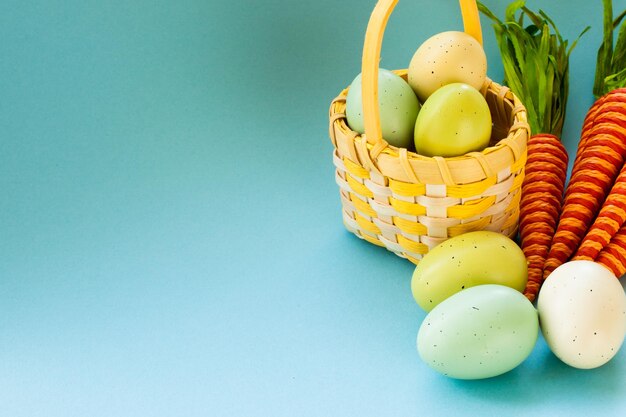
[417,284,539,380]
[537,260,626,369]
[411,231,527,312]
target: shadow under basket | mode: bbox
[328,70,529,264]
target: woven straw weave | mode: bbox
[327,0,529,263]
[329,70,529,264]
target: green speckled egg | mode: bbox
[411,231,527,312]
[413,82,491,157]
[345,68,420,149]
[417,284,539,380]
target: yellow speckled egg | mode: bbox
[413,83,491,157]
[408,31,487,102]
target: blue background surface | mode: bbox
[1,0,625,415]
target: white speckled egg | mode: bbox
[408,31,487,102]
[537,260,626,369]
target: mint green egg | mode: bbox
[346,68,420,149]
[417,284,539,380]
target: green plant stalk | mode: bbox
[593,0,614,97]
[478,1,588,137]
[594,0,626,97]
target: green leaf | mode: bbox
[505,0,526,22]
[538,9,562,42]
[605,67,626,91]
[520,5,542,28]
[536,24,551,127]
[593,0,626,95]
[477,2,502,25]
[507,22,531,71]
[567,26,591,57]
[545,58,556,133]
[479,1,586,136]
[612,18,626,75]
[594,0,615,97]
[525,24,539,36]
[613,8,626,28]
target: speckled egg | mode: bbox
[413,82,492,157]
[417,284,539,379]
[345,68,420,149]
[408,31,487,102]
[537,260,626,369]
[411,231,527,312]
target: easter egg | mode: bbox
[411,231,527,312]
[414,83,491,157]
[408,30,487,102]
[537,260,626,369]
[417,284,539,380]
[346,68,420,149]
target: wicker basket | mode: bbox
[328,0,529,264]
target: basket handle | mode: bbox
[361,0,483,155]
